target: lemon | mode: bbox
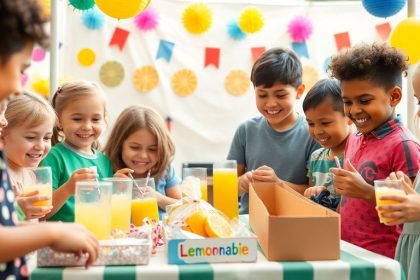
[205,213,233,238]
[185,210,208,237]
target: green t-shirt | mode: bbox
[41,142,114,222]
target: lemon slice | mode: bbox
[205,213,233,238]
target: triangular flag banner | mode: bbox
[156,40,175,62]
[291,42,309,58]
[251,47,266,63]
[109,27,130,51]
[204,47,220,68]
[334,32,351,52]
[375,22,392,41]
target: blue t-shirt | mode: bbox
[155,164,181,218]
[228,114,320,213]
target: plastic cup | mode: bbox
[131,177,159,226]
[183,167,208,201]
[213,160,239,219]
[374,179,405,223]
[21,166,52,207]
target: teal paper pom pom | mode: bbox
[227,20,246,40]
[69,0,95,11]
[82,7,105,30]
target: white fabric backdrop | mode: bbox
[50,0,417,173]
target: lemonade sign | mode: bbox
[168,238,257,264]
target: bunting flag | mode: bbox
[375,22,392,40]
[156,40,175,62]
[291,42,309,58]
[204,47,220,68]
[109,27,130,51]
[251,47,266,63]
[334,32,351,52]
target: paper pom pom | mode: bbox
[288,16,313,42]
[227,20,246,40]
[362,0,406,18]
[77,48,96,67]
[238,7,264,34]
[68,0,94,11]
[32,77,50,97]
[182,3,212,35]
[134,5,159,31]
[171,69,197,96]
[32,47,46,62]
[37,0,51,18]
[82,7,105,30]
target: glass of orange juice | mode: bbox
[22,166,52,207]
[75,181,112,240]
[103,178,132,233]
[183,167,208,201]
[131,177,159,226]
[374,179,405,223]
[213,160,239,220]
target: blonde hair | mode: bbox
[51,80,107,148]
[104,106,175,178]
[3,92,56,134]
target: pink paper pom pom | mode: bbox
[134,5,159,32]
[287,15,313,42]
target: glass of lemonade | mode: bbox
[103,177,132,233]
[75,181,112,240]
[22,166,52,207]
[374,179,405,223]
[213,160,239,220]
[131,177,159,226]
[183,167,208,201]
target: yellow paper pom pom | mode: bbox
[32,77,50,97]
[225,70,250,96]
[171,69,197,97]
[133,65,159,93]
[37,0,51,19]
[238,7,264,34]
[77,48,96,67]
[182,3,212,35]
[302,65,319,93]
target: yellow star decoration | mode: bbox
[171,69,197,97]
[133,65,159,93]
[225,70,250,96]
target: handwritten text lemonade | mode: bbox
[180,242,249,258]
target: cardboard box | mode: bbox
[164,223,258,264]
[37,238,152,267]
[249,182,340,261]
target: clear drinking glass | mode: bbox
[103,177,132,232]
[131,177,159,226]
[183,167,208,201]
[374,179,405,223]
[75,181,112,240]
[21,166,52,207]
[213,160,239,219]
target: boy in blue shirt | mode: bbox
[227,47,320,214]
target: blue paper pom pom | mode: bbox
[362,0,406,18]
[82,7,105,30]
[227,20,246,40]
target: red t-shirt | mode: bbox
[341,118,420,258]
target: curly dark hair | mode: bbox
[329,43,408,90]
[0,0,49,64]
[250,47,302,89]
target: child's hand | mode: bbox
[66,168,98,194]
[252,165,280,183]
[330,159,375,203]
[15,190,52,220]
[238,171,253,194]
[304,186,327,198]
[49,222,99,268]
[377,171,420,225]
[114,168,134,178]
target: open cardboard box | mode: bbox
[249,182,340,261]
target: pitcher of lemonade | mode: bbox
[75,181,112,240]
[213,160,239,219]
[103,178,132,232]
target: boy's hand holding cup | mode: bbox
[375,179,406,223]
